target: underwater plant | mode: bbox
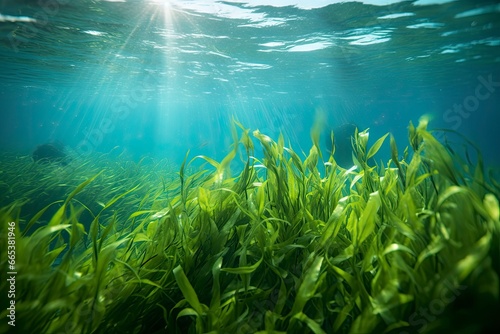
[0,117,499,334]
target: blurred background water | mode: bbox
[0,0,499,167]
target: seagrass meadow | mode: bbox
[1,118,499,334]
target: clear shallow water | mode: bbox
[0,0,499,166]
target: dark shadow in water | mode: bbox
[326,123,357,169]
[32,142,71,166]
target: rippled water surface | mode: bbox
[1,0,499,164]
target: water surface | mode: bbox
[1,0,499,165]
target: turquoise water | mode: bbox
[1,0,499,166]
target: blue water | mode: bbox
[1,0,499,167]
